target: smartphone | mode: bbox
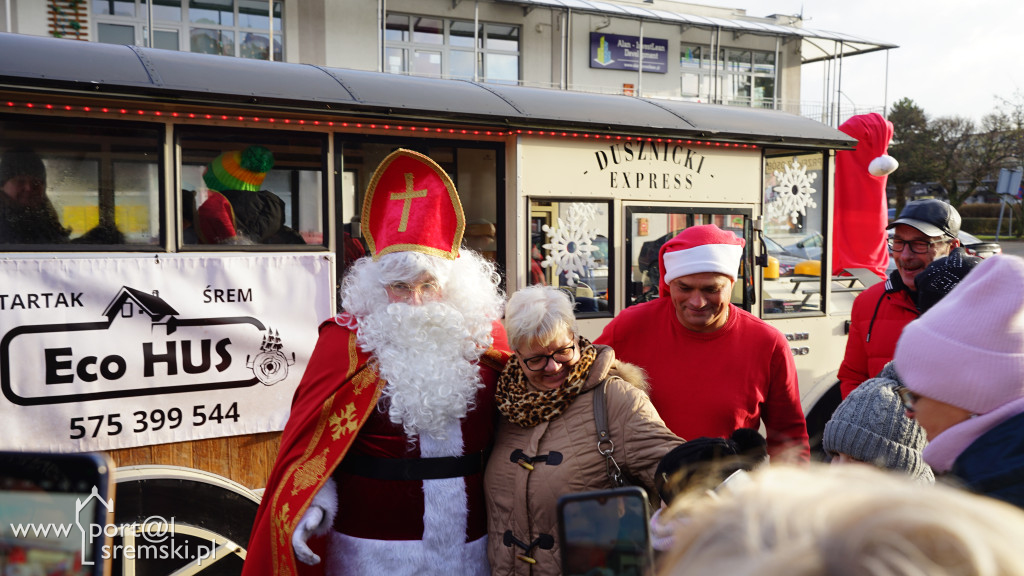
[557,486,655,576]
[0,451,115,576]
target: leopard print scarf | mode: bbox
[496,336,598,428]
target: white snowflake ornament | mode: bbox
[769,159,818,225]
[541,203,600,287]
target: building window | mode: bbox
[680,44,714,102]
[723,48,775,108]
[385,13,519,84]
[92,0,283,61]
[680,44,775,108]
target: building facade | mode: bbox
[6,0,892,125]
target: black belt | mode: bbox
[338,449,490,481]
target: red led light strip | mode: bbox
[4,100,756,148]
[511,129,756,148]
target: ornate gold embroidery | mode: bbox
[352,367,376,395]
[290,451,328,496]
[329,403,359,440]
[273,502,292,549]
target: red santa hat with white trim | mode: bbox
[658,224,746,297]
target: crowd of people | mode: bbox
[225,149,1024,574]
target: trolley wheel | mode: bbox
[110,465,262,576]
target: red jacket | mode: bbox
[837,278,918,399]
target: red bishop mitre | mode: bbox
[361,149,465,260]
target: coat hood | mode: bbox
[584,344,649,394]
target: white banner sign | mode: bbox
[0,254,335,452]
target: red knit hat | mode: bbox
[361,149,465,261]
[658,224,745,296]
[196,190,237,244]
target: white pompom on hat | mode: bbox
[868,154,899,177]
[660,224,745,287]
[895,254,1024,415]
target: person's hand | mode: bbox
[292,505,326,565]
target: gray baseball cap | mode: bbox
[886,199,960,239]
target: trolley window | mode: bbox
[762,151,831,315]
[529,199,612,317]
[0,115,163,249]
[338,140,504,278]
[178,127,327,248]
[624,208,752,311]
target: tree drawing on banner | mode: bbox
[769,159,818,225]
[541,203,600,287]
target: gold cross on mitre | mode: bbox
[390,173,428,232]
[361,148,465,261]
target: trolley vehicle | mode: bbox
[0,32,862,573]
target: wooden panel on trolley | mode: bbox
[106,432,282,490]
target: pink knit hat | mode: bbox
[658,225,745,296]
[894,255,1024,414]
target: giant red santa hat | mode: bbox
[832,113,899,278]
[658,224,746,297]
[361,148,465,261]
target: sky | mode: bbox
[683,0,1024,124]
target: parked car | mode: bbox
[959,231,1002,258]
[783,231,824,260]
[764,235,809,277]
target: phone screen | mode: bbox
[0,451,114,576]
[557,486,654,576]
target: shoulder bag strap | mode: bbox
[593,379,624,486]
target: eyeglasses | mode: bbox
[895,386,919,412]
[520,340,576,371]
[888,238,948,254]
[387,280,441,301]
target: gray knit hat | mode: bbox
[823,365,934,482]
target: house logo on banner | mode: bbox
[1,285,294,407]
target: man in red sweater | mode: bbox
[596,225,809,461]
[837,199,961,399]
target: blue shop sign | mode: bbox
[589,32,668,74]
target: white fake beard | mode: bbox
[356,301,484,440]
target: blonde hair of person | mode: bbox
[503,285,579,352]
[659,463,1024,576]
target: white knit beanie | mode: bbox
[894,255,1024,414]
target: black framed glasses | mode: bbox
[888,238,948,254]
[520,340,577,371]
[895,386,919,412]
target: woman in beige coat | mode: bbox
[485,285,683,576]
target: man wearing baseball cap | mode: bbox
[838,199,963,399]
[596,224,809,461]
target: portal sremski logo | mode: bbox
[74,487,218,566]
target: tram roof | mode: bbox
[0,33,854,149]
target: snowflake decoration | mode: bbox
[541,203,600,287]
[769,159,818,225]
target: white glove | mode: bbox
[292,504,326,566]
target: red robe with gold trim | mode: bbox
[242,317,509,576]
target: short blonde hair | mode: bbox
[503,285,578,352]
[660,464,1024,576]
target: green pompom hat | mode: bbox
[203,145,274,192]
